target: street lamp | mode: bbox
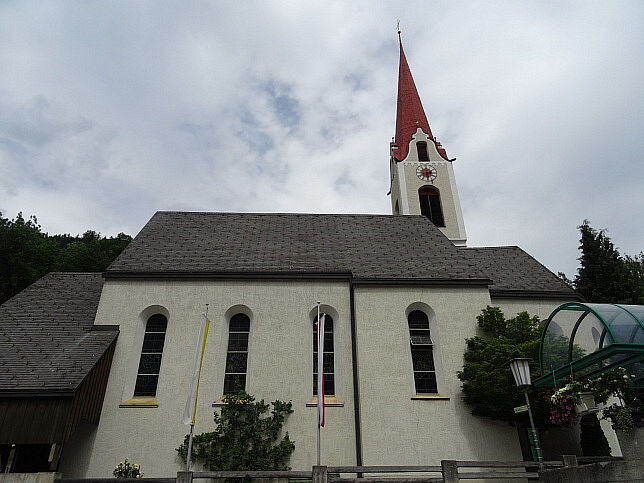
[509,358,544,468]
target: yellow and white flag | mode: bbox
[182,316,210,425]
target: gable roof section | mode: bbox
[106,212,490,283]
[461,246,578,298]
[0,272,118,395]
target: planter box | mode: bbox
[576,392,598,415]
[616,427,644,460]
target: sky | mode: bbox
[0,1,642,279]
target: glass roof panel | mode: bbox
[541,306,596,372]
[584,303,642,344]
[619,305,644,344]
[540,303,644,376]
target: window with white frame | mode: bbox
[223,313,250,394]
[408,310,437,393]
[313,314,335,396]
[133,313,167,397]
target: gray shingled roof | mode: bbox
[106,212,490,282]
[0,272,118,394]
[461,246,578,297]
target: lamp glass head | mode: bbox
[509,358,532,387]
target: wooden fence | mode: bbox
[56,455,623,483]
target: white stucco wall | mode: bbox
[69,279,357,478]
[60,280,578,477]
[353,285,523,464]
[490,297,577,322]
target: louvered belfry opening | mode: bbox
[419,186,445,227]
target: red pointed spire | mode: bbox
[393,36,447,161]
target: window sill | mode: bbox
[119,397,158,407]
[411,394,450,400]
[306,396,344,407]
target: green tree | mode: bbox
[0,213,59,303]
[176,391,295,474]
[0,211,132,304]
[457,306,547,424]
[621,253,644,305]
[54,231,132,272]
[572,220,643,304]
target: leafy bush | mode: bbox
[177,391,295,474]
[113,459,143,478]
[457,307,546,423]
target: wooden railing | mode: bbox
[56,455,622,483]
[174,456,575,482]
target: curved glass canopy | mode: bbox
[534,303,644,387]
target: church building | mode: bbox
[0,37,578,477]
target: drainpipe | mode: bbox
[349,280,363,469]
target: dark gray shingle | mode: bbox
[0,272,118,393]
[107,212,489,282]
[461,246,577,296]
[106,212,575,295]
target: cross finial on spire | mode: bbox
[396,20,401,38]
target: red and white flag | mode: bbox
[317,313,326,427]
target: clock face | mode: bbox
[416,164,438,182]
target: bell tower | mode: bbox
[389,33,467,246]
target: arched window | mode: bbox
[419,186,445,227]
[224,313,250,394]
[313,314,335,396]
[416,141,429,161]
[134,314,167,397]
[408,310,437,394]
[394,200,400,215]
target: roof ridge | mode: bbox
[462,246,521,250]
[154,211,426,218]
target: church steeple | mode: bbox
[392,35,448,162]
[389,33,467,246]
[394,37,433,162]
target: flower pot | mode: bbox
[575,392,598,415]
[615,427,644,460]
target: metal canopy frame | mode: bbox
[534,302,644,388]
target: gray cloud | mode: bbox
[0,0,641,280]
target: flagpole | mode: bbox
[316,301,321,467]
[187,424,195,471]
[186,304,209,471]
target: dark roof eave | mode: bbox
[104,271,354,280]
[0,389,76,398]
[353,277,492,287]
[104,271,492,286]
[489,289,581,299]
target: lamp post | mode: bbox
[509,358,544,469]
